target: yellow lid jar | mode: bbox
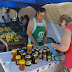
[16,55,21,65]
[19,60,25,71]
[11,49,17,61]
[27,44,32,54]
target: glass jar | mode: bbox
[11,49,17,61]
[22,47,27,52]
[51,55,54,61]
[32,49,35,53]
[19,60,25,71]
[27,44,32,54]
[44,46,48,50]
[21,50,24,53]
[59,52,62,56]
[32,44,35,49]
[42,49,46,55]
[46,49,50,56]
[42,54,46,61]
[38,49,42,59]
[36,48,39,53]
[19,50,22,55]
[16,48,20,55]
[32,53,38,64]
[47,56,51,62]
[21,52,26,59]
[36,46,39,49]
[16,55,21,65]
[25,55,31,66]
[34,47,36,51]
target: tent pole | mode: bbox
[36,0,38,10]
[16,11,17,18]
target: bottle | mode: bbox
[19,60,25,71]
[27,44,32,54]
[16,55,21,65]
[11,49,17,61]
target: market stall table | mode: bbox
[0,37,27,51]
[0,51,65,72]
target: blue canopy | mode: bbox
[7,0,72,4]
[0,0,72,11]
[0,1,28,8]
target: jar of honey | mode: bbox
[38,49,42,59]
[32,49,35,53]
[51,55,54,61]
[32,53,38,64]
[19,60,25,71]
[42,54,46,61]
[19,50,22,55]
[22,47,27,52]
[42,49,46,55]
[11,49,17,61]
[36,48,39,53]
[21,52,26,59]
[27,44,32,54]
[47,56,51,62]
[46,49,50,56]
[25,55,31,66]
[16,55,21,65]
[16,48,20,55]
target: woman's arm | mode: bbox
[43,20,48,43]
[27,19,39,46]
[51,28,71,52]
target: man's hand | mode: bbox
[34,42,39,46]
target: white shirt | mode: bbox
[20,20,26,26]
[3,12,9,23]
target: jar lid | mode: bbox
[22,47,27,49]
[51,55,54,57]
[43,54,46,57]
[27,44,32,47]
[36,48,39,51]
[43,49,46,52]
[21,52,26,55]
[16,55,21,59]
[25,55,31,58]
[35,51,38,54]
[32,49,34,51]
[12,49,17,53]
[19,50,22,52]
[44,47,47,49]
[39,49,42,52]
[39,48,41,50]
[33,53,38,56]
[48,56,51,58]
[47,49,50,51]
[19,59,25,64]
[21,50,24,52]
[16,48,20,50]
[36,46,39,48]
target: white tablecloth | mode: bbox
[0,51,65,72]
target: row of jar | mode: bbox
[11,49,55,65]
[16,47,50,56]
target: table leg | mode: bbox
[25,43,28,47]
[6,45,9,51]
